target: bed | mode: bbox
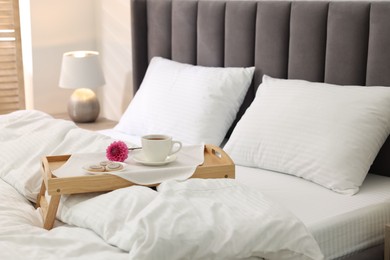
[1,0,390,259]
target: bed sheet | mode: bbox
[235,166,390,259]
[99,129,142,146]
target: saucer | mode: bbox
[132,151,177,166]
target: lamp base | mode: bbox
[67,88,100,123]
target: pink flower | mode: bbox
[106,141,129,162]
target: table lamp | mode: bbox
[59,51,105,123]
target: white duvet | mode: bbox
[0,110,324,260]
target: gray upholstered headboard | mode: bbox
[130,0,390,176]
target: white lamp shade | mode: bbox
[59,51,105,89]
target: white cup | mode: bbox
[141,134,182,162]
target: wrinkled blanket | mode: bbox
[58,179,324,260]
[0,110,324,259]
[0,110,115,201]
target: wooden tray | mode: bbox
[36,144,234,230]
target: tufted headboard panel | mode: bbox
[130,0,390,176]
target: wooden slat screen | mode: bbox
[0,0,25,114]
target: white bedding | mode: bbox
[102,129,390,258]
[0,110,323,260]
[57,179,323,260]
[0,110,116,202]
[0,179,128,260]
[236,166,390,259]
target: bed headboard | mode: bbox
[130,0,390,176]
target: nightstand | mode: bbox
[51,113,117,131]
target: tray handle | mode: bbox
[41,156,52,186]
[204,144,234,164]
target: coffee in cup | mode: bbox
[141,134,182,162]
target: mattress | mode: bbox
[235,166,390,259]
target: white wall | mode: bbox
[24,0,132,121]
[24,0,381,120]
[96,0,133,120]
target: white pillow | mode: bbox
[225,75,390,195]
[115,57,254,145]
